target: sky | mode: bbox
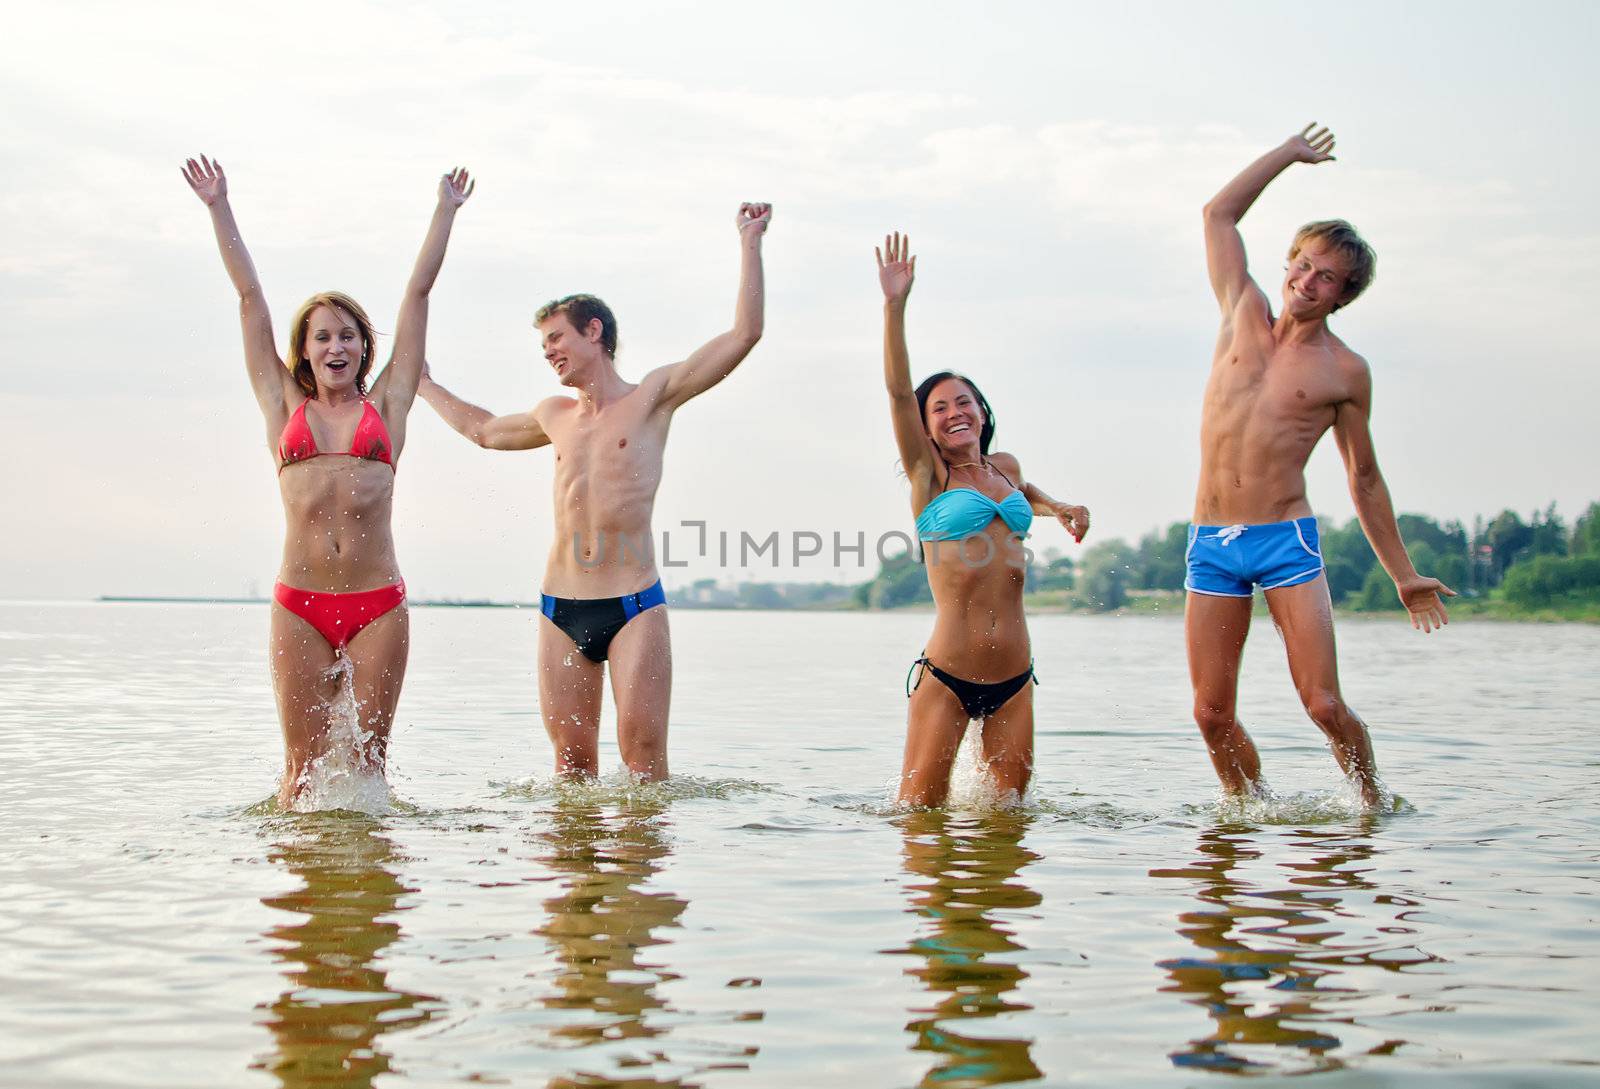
[1,0,1596,600]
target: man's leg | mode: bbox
[605,607,672,781]
[1185,592,1262,794]
[537,616,607,777]
[1262,575,1381,807]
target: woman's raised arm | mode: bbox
[877,232,937,494]
[181,156,291,420]
[374,168,474,414]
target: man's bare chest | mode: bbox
[549,410,668,485]
[1210,340,1345,419]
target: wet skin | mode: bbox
[877,234,1088,807]
[1189,127,1450,808]
[417,204,772,783]
[182,156,471,805]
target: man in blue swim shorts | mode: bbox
[1187,124,1454,808]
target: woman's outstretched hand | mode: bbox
[181,155,228,206]
[439,167,474,207]
[876,231,916,306]
[1054,503,1090,543]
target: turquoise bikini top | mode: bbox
[915,463,1033,541]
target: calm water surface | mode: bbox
[2,602,1598,1087]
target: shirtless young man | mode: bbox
[1189,125,1453,808]
[421,202,771,781]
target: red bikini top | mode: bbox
[278,399,394,470]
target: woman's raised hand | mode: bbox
[876,231,916,305]
[181,155,228,206]
[439,168,475,207]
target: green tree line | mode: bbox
[854,500,1600,613]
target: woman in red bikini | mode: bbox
[181,155,473,806]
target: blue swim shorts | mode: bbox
[1184,517,1325,598]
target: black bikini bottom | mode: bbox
[907,656,1037,720]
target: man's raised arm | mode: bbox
[658,203,770,410]
[418,366,551,451]
[1203,124,1336,313]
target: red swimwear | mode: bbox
[274,580,407,650]
[274,400,402,648]
[278,399,394,469]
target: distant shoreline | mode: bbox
[84,593,1600,622]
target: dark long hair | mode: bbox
[914,371,996,455]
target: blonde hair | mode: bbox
[286,291,379,398]
[1288,220,1377,311]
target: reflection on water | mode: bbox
[9,607,1599,1087]
[1151,823,1444,1075]
[533,803,756,1087]
[889,811,1044,1088]
[254,817,441,1088]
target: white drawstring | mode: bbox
[1213,524,1246,546]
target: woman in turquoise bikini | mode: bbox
[876,233,1091,807]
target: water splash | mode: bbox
[878,719,1030,814]
[1028,797,1164,828]
[1203,778,1412,825]
[946,718,1025,810]
[281,656,396,816]
[494,767,771,807]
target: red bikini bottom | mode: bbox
[273,580,407,650]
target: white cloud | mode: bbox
[1,5,1596,598]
